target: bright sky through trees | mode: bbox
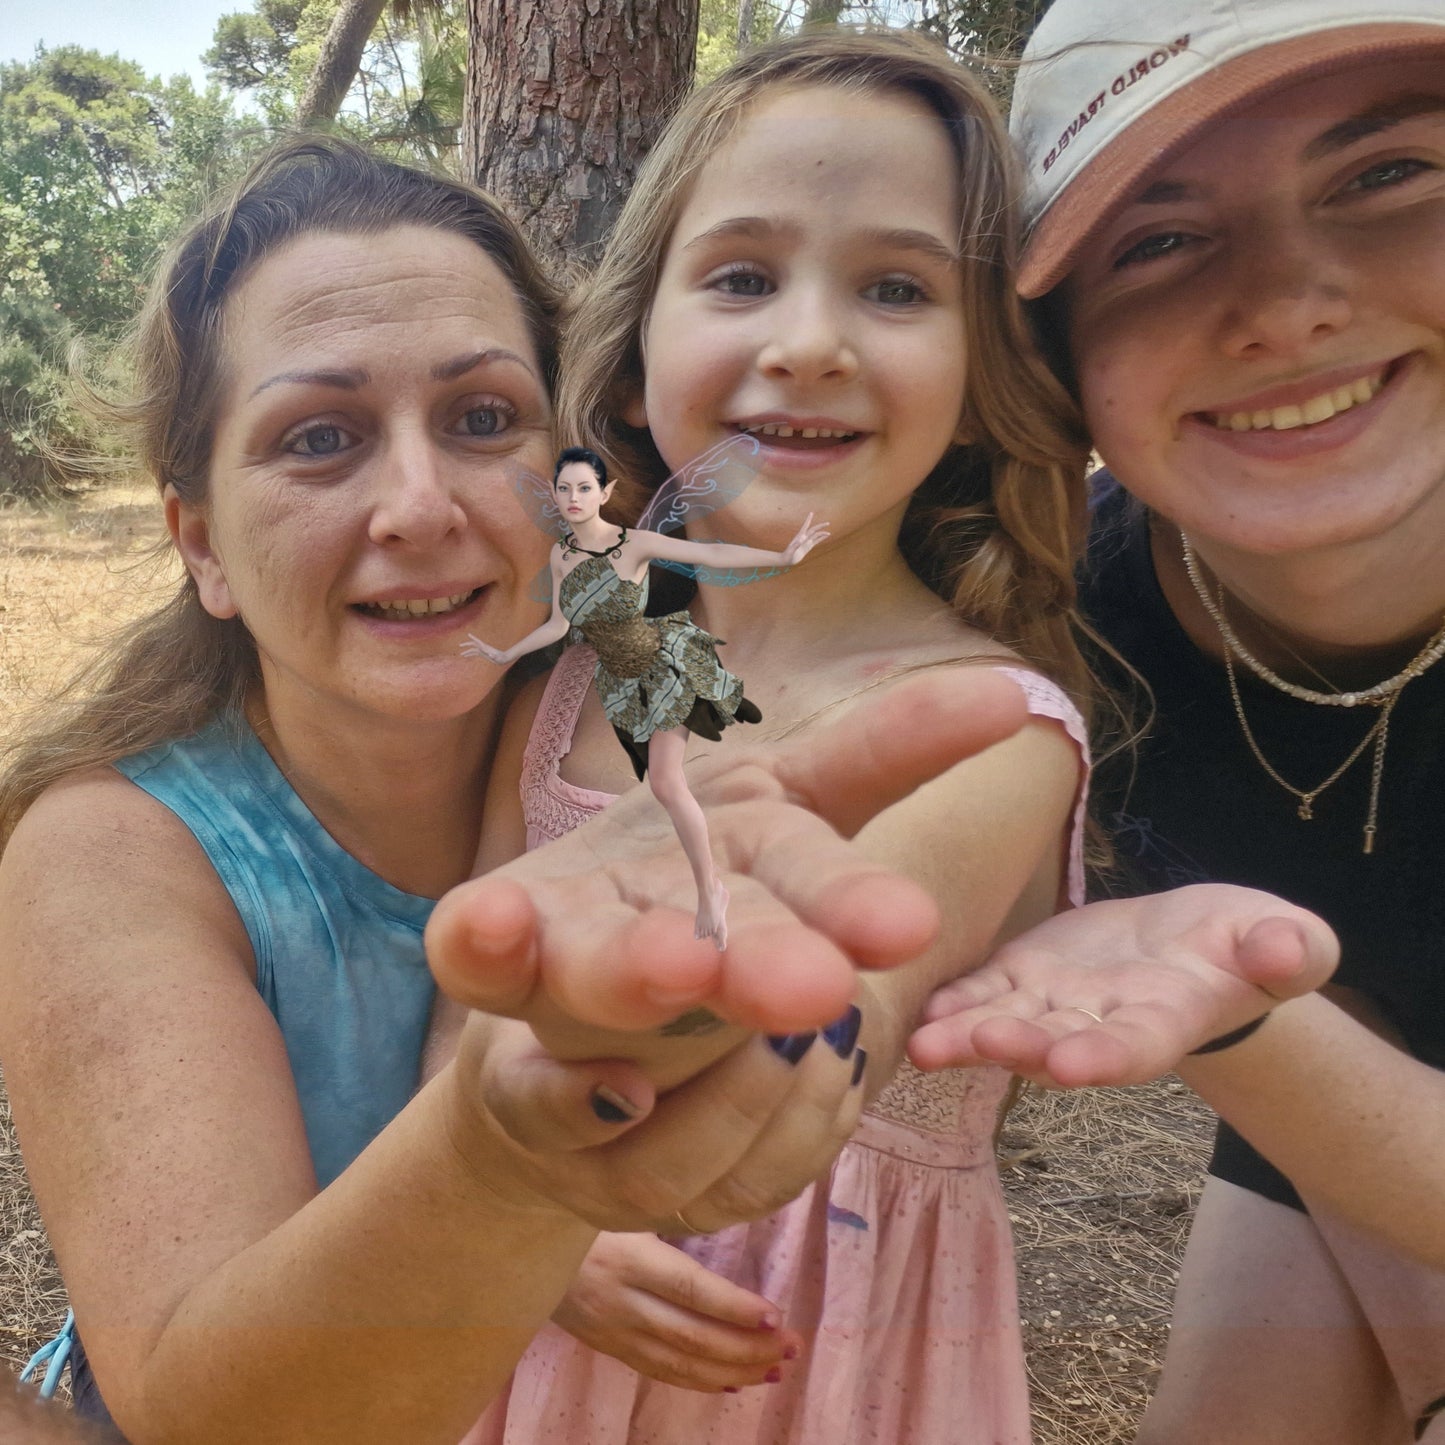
[1,1,237,89]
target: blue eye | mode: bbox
[462,406,506,436]
[868,277,927,305]
[284,423,352,456]
[713,267,771,297]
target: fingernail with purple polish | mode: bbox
[823,1005,862,1059]
[851,1048,868,1087]
[765,1366,783,1384]
[766,1031,816,1065]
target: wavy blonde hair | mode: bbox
[557,28,1094,707]
[0,135,562,849]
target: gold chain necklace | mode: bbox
[1182,537,1445,707]
[1180,538,1444,855]
[1220,642,1397,853]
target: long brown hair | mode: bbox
[0,135,562,848]
[557,28,1093,703]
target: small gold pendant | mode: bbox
[1297,799,1314,821]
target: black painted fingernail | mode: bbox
[822,1005,862,1059]
[766,1031,816,1065]
[590,1085,640,1124]
[851,1048,867,1087]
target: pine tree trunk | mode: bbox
[737,0,756,55]
[296,0,390,127]
[463,0,700,274]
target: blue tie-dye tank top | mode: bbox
[114,713,438,1188]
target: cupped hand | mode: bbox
[427,668,1027,1063]
[448,1015,866,1238]
[908,884,1338,1088]
[553,1233,799,1392]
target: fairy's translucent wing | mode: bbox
[512,464,566,537]
[504,464,564,603]
[636,433,780,588]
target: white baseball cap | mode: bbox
[1012,0,1445,298]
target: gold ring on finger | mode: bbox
[1068,1008,1105,1024]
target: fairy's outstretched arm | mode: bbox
[633,514,829,579]
[462,545,571,666]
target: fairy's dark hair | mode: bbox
[554,445,609,488]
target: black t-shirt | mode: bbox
[1081,480,1445,1071]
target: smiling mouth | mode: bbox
[1202,369,1388,433]
[355,587,482,621]
[737,421,861,445]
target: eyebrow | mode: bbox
[684,215,961,266]
[250,366,368,398]
[1122,94,1445,210]
[1302,94,1445,162]
[430,347,536,381]
[249,347,536,399]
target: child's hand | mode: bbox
[781,512,830,566]
[908,885,1338,1088]
[553,1233,798,1392]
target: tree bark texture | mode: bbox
[464,0,700,274]
[296,0,390,126]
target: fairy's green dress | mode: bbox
[559,530,760,779]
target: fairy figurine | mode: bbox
[462,440,828,949]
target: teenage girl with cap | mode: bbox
[917,1,1445,1440]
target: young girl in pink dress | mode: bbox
[454,30,1096,1444]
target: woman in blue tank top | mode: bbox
[0,136,1026,1442]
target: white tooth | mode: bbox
[801,427,818,438]
[1332,386,1355,412]
[1300,394,1336,425]
[1252,411,1272,430]
[450,592,468,607]
[1270,404,1306,430]
[1228,412,1252,431]
[778,425,794,437]
[1352,376,1376,404]
[406,599,428,615]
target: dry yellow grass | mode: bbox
[1,482,173,1387]
[0,482,1213,1438]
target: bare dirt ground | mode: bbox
[0,480,1217,1439]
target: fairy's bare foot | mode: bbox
[695,880,730,952]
